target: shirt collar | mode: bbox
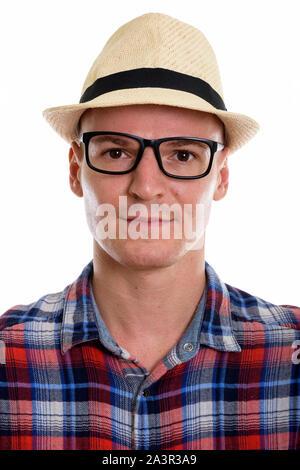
[200,263,241,352]
[61,260,241,355]
[61,261,99,355]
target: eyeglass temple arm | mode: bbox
[217,143,225,152]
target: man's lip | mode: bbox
[120,217,174,223]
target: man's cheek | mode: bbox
[82,190,103,236]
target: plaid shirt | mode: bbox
[0,260,299,450]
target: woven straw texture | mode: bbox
[43,12,259,153]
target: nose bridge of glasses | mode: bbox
[143,138,158,151]
[138,138,161,164]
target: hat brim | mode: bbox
[43,87,259,154]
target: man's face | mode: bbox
[69,104,229,269]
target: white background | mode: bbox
[0,0,299,313]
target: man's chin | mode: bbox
[96,237,189,269]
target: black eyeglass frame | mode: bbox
[79,131,225,180]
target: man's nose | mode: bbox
[127,146,166,201]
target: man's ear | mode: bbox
[213,146,230,202]
[69,141,83,198]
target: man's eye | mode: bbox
[106,148,125,159]
[174,151,194,162]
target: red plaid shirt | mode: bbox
[0,260,299,450]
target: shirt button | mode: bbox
[142,389,150,398]
[183,342,194,352]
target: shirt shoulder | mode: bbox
[226,282,300,330]
[0,286,69,332]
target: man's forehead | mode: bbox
[78,105,225,140]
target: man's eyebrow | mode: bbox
[163,139,209,146]
[93,136,136,146]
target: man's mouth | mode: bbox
[121,216,174,224]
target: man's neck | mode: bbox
[91,241,206,349]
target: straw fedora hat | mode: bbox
[43,12,259,153]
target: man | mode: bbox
[0,13,299,450]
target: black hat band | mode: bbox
[80,67,227,111]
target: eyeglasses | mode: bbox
[79,132,225,179]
